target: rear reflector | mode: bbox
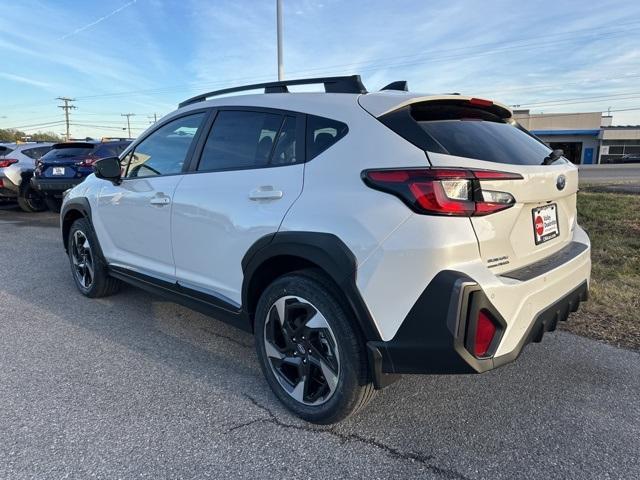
[362,168,521,216]
[475,309,497,357]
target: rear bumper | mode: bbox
[0,172,19,196]
[31,177,83,196]
[367,234,590,386]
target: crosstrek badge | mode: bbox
[532,204,560,245]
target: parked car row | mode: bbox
[0,138,131,212]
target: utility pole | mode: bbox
[57,97,76,141]
[148,113,158,125]
[121,113,135,138]
[276,0,284,80]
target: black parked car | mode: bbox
[621,153,640,164]
[32,139,131,212]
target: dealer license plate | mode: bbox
[532,204,559,245]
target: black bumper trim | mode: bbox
[493,280,588,367]
[32,177,82,193]
[501,242,588,282]
[367,272,589,383]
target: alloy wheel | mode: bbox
[263,295,340,405]
[71,230,94,289]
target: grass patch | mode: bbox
[561,192,640,350]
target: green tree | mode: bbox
[0,128,62,143]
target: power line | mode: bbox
[516,91,640,107]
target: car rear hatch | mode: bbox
[360,94,579,274]
[38,143,96,179]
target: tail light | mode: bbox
[0,159,19,168]
[77,155,98,168]
[362,168,522,216]
[474,309,498,357]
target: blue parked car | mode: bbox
[32,139,131,212]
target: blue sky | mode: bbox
[1,0,640,138]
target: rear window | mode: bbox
[382,103,553,166]
[42,145,95,160]
[306,115,348,160]
[22,146,52,159]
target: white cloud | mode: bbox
[0,72,54,89]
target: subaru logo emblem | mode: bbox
[556,175,566,191]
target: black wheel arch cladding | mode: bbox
[242,231,382,343]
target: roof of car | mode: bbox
[175,79,513,123]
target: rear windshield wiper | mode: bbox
[542,149,563,165]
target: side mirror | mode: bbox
[94,156,122,184]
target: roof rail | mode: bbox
[179,75,367,108]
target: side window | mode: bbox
[126,113,205,178]
[306,115,348,160]
[197,110,283,171]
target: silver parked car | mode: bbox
[0,142,53,212]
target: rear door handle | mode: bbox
[149,193,171,206]
[249,186,283,201]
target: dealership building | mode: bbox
[513,110,640,164]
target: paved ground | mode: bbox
[0,203,639,479]
[578,163,640,184]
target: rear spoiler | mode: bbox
[358,93,512,119]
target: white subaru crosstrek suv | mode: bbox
[60,76,591,424]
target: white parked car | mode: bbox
[60,76,591,423]
[0,142,53,211]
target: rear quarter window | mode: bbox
[306,115,348,160]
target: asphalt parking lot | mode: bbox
[0,203,638,479]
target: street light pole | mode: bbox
[276,0,284,80]
[121,113,135,138]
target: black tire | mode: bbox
[17,183,46,213]
[68,217,121,298]
[45,197,62,213]
[255,269,376,424]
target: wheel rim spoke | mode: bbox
[289,377,306,403]
[273,297,287,326]
[70,230,93,290]
[264,340,285,360]
[304,311,330,330]
[309,349,339,392]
